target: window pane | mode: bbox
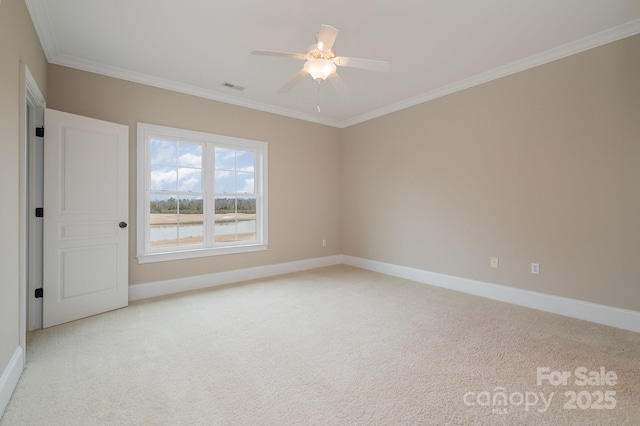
[215,147,235,170]
[237,196,256,215]
[215,196,235,215]
[236,150,254,171]
[215,196,236,242]
[215,149,256,194]
[178,196,203,216]
[178,143,202,167]
[238,219,256,242]
[151,140,177,166]
[177,196,203,246]
[149,194,178,248]
[213,196,257,243]
[150,166,177,191]
[178,167,202,192]
[150,194,178,215]
[237,196,257,241]
[214,221,237,243]
[235,171,254,193]
[215,170,235,193]
[150,226,178,248]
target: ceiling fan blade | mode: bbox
[335,56,390,73]
[317,24,339,53]
[328,73,349,97]
[279,68,309,93]
[252,50,307,60]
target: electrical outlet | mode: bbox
[490,257,499,269]
[531,263,540,275]
[322,239,327,247]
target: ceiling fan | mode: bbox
[252,24,390,95]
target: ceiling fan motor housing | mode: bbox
[307,45,336,60]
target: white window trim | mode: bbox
[136,123,268,264]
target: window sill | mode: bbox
[136,243,268,264]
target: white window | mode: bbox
[137,123,268,263]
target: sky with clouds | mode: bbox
[149,140,255,194]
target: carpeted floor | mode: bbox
[1,265,639,425]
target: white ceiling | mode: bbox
[26,0,640,128]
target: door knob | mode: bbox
[119,222,128,228]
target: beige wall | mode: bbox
[342,34,640,311]
[47,65,342,285]
[47,35,640,311]
[0,0,47,376]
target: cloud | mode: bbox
[150,140,177,165]
[179,152,202,167]
[151,140,202,168]
[150,168,177,190]
[178,168,202,192]
[215,148,236,170]
[151,167,202,192]
[238,177,255,193]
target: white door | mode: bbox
[43,109,129,328]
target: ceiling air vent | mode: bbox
[222,82,245,91]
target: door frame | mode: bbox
[18,63,46,357]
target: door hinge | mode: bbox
[35,126,44,137]
[35,288,43,298]
[35,207,44,218]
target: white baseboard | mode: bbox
[127,253,639,333]
[341,255,640,334]
[129,255,343,301]
[0,347,24,418]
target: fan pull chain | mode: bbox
[317,81,321,113]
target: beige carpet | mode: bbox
[1,265,639,425]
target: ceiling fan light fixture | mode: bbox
[304,58,336,81]
[252,24,390,95]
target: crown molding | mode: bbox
[25,0,58,62]
[49,54,342,128]
[25,0,640,129]
[339,18,640,128]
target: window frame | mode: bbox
[136,123,268,264]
